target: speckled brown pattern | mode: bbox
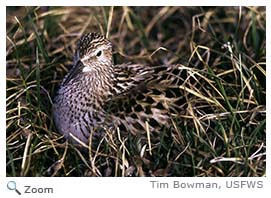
[53,32,186,144]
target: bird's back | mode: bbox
[104,63,186,136]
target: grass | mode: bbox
[6,6,266,176]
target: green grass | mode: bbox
[6,6,266,176]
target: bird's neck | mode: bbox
[84,64,116,100]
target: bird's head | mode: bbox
[74,32,113,72]
[62,33,114,86]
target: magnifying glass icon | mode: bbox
[7,181,21,195]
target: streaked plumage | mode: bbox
[53,32,185,144]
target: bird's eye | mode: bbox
[96,50,102,57]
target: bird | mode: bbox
[53,32,185,145]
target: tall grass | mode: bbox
[6,6,265,176]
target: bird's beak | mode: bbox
[62,60,85,85]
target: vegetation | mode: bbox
[6,6,266,176]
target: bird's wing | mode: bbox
[104,64,186,135]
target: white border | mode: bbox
[1,2,6,180]
[3,0,271,6]
[265,4,270,178]
[1,1,270,198]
